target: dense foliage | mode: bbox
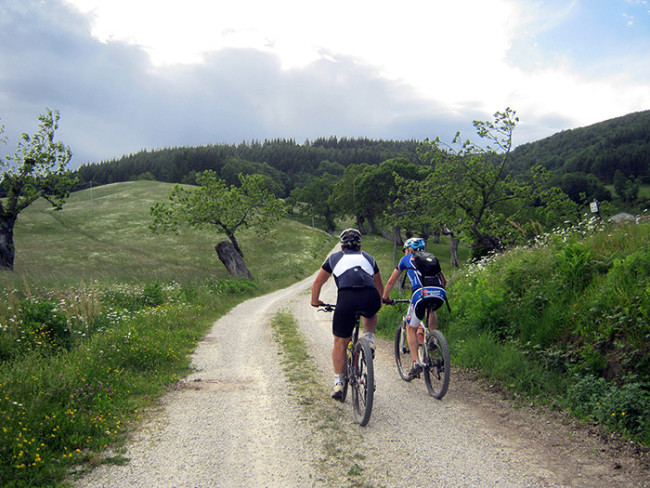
[509,110,650,184]
[441,219,650,444]
[74,137,421,198]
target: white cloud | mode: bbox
[2,0,649,166]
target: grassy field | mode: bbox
[8,180,336,286]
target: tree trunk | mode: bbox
[442,224,460,268]
[356,216,366,234]
[366,215,377,234]
[449,237,460,267]
[215,241,252,278]
[0,218,17,270]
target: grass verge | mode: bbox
[270,311,376,488]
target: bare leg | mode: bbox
[407,325,420,366]
[428,311,438,330]
[362,314,377,334]
[332,335,350,375]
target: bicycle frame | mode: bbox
[390,297,451,399]
[319,303,375,426]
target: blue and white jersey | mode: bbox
[397,254,423,291]
[322,250,379,290]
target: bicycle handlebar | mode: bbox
[383,298,410,305]
[317,303,336,312]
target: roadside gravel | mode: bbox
[76,270,649,488]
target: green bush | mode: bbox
[444,221,650,445]
[566,374,650,443]
[14,301,71,357]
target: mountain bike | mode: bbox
[388,287,451,399]
[319,304,375,426]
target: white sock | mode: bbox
[333,374,343,385]
[365,332,375,342]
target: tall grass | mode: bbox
[0,181,334,487]
[439,219,650,444]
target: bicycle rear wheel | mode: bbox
[394,322,413,381]
[423,329,450,399]
[351,338,374,426]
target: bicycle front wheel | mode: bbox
[351,338,374,426]
[423,329,451,399]
[394,322,413,382]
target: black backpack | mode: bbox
[412,251,443,287]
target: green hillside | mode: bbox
[7,180,334,286]
[509,110,650,184]
[0,181,338,487]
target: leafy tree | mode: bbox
[557,172,611,204]
[613,169,640,204]
[353,158,421,234]
[296,174,337,231]
[417,108,531,258]
[0,109,76,270]
[329,163,369,231]
[220,157,286,197]
[149,171,285,268]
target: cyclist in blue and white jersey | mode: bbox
[311,228,384,400]
[382,237,447,379]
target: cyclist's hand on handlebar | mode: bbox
[382,297,394,305]
[310,299,324,308]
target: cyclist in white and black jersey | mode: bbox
[311,228,384,400]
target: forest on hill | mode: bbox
[74,111,649,195]
[508,109,650,184]
[74,137,421,198]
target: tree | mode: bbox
[329,164,369,232]
[353,158,421,234]
[149,171,285,276]
[409,110,579,263]
[613,169,639,204]
[0,109,76,270]
[296,174,337,232]
[418,108,530,258]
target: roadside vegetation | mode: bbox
[0,181,334,488]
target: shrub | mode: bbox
[20,300,70,355]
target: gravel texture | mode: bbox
[76,271,649,488]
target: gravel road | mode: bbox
[76,270,649,488]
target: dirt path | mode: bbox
[76,272,649,488]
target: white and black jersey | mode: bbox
[322,250,379,289]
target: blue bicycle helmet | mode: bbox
[403,237,425,251]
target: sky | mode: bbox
[1,0,649,169]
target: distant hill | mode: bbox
[74,137,421,197]
[72,111,649,198]
[509,110,650,184]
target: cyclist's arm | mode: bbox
[373,271,384,297]
[382,267,402,301]
[310,268,331,307]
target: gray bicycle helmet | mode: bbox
[339,228,362,250]
[403,237,425,251]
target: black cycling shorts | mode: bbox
[333,287,381,338]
